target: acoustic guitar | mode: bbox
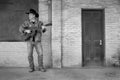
[22,23,52,41]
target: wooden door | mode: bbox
[82,9,105,67]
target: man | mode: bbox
[19,9,46,72]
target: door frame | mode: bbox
[81,8,105,67]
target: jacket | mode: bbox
[19,19,43,42]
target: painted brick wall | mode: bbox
[0,40,51,67]
[62,0,82,67]
[52,0,62,68]
[0,42,28,67]
[39,0,52,68]
[52,0,120,67]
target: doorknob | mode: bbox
[99,40,102,45]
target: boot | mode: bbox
[38,67,46,72]
[38,55,46,72]
[29,68,35,72]
[28,55,35,72]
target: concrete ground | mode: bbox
[0,67,120,80]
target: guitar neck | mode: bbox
[44,23,52,27]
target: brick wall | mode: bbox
[52,0,120,67]
[52,0,62,68]
[39,0,52,68]
[0,42,28,67]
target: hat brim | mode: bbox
[26,12,30,14]
[25,12,39,17]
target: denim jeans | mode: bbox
[27,41,43,69]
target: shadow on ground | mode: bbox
[0,67,120,80]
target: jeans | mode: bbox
[27,41,43,69]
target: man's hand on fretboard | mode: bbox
[42,23,52,33]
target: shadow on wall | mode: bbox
[0,0,38,41]
[108,48,120,67]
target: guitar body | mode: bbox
[22,27,38,41]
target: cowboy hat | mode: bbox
[26,9,39,18]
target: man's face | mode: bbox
[28,13,35,20]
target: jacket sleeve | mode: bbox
[38,21,47,33]
[38,21,43,33]
[19,21,29,34]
